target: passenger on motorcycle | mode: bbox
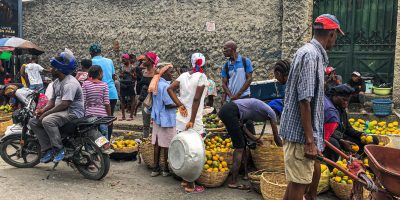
[29,50,85,163]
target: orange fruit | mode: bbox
[219,156,224,162]
[211,151,216,156]
[207,160,212,165]
[212,156,218,161]
[221,161,228,168]
[207,168,213,172]
[220,168,226,172]
[213,168,219,172]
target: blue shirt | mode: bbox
[324,96,340,124]
[279,39,327,151]
[234,98,277,123]
[221,54,253,101]
[151,78,176,128]
[92,56,118,100]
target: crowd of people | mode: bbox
[0,13,380,199]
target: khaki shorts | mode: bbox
[283,141,314,184]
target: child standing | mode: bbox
[82,65,111,139]
[76,59,92,84]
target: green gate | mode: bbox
[313,0,398,84]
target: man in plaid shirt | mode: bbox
[280,14,343,200]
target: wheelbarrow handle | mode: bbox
[324,139,350,160]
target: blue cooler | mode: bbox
[250,80,285,101]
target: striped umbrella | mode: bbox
[0,37,44,55]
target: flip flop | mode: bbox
[228,184,250,190]
[118,118,126,121]
[185,185,205,194]
[127,118,133,121]
[181,182,188,187]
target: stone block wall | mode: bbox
[23,0,287,82]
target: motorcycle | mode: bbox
[0,88,115,180]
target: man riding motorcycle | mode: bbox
[29,50,85,163]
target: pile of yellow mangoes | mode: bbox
[0,104,12,114]
[204,150,229,172]
[350,118,400,135]
[329,159,374,185]
[204,136,233,153]
[111,139,138,151]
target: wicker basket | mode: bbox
[196,170,229,188]
[375,135,391,146]
[251,135,284,172]
[248,169,269,194]
[205,132,234,167]
[329,179,370,200]
[260,172,287,200]
[0,120,13,136]
[138,142,167,169]
[113,146,138,153]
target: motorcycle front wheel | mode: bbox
[0,134,41,168]
[74,138,110,180]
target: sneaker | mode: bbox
[40,149,54,163]
[53,148,65,163]
[162,171,171,177]
[151,171,160,177]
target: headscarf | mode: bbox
[121,54,130,60]
[145,52,160,68]
[191,53,205,73]
[148,63,173,95]
[4,85,18,96]
[89,43,102,53]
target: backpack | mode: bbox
[224,57,248,82]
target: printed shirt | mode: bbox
[233,98,277,123]
[51,75,85,118]
[220,54,253,101]
[82,80,110,117]
[151,78,176,128]
[279,39,328,151]
[25,63,44,85]
[207,79,217,96]
[91,56,118,100]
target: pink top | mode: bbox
[75,71,88,83]
[82,80,110,117]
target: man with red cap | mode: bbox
[135,52,159,138]
[325,66,342,92]
[280,14,343,200]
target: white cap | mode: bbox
[352,71,361,77]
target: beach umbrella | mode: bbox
[0,37,44,55]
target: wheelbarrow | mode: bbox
[318,140,400,200]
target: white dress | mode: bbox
[175,72,208,134]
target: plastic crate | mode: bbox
[371,99,393,116]
[250,80,285,101]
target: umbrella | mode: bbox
[0,37,44,55]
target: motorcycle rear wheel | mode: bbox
[0,134,41,168]
[74,138,110,180]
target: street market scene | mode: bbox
[0,0,400,199]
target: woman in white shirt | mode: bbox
[167,53,208,193]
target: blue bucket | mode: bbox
[371,99,393,116]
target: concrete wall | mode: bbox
[393,1,400,106]
[23,0,290,82]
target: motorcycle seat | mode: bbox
[60,116,99,137]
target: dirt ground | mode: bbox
[0,158,338,200]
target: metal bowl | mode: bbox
[168,129,205,182]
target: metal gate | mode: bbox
[313,0,398,84]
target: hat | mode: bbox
[145,52,160,65]
[352,71,361,77]
[332,84,354,96]
[121,54,130,59]
[314,14,344,35]
[89,43,102,53]
[325,66,336,75]
[50,50,77,75]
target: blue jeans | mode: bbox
[99,124,109,140]
[29,83,44,93]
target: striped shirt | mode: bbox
[279,39,328,151]
[82,80,110,117]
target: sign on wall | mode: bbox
[0,0,22,38]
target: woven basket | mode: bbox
[113,146,138,154]
[248,169,270,194]
[330,179,371,200]
[251,135,284,172]
[260,172,287,200]
[375,135,391,146]
[138,142,167,169]
[0,120,13,136]
[205,132,234,167]
[196,170,229,188]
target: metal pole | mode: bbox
[18,0,22,38]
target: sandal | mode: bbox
[228,184,251,190]
[181,182,188,187]
[127,118,133,121]
[118,118,126,121]
[185,185,205,194]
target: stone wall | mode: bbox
[23,0,289,82]
[392,1,400,106]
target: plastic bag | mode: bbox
[317,166,330,194]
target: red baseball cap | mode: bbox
[314,14,344,35]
